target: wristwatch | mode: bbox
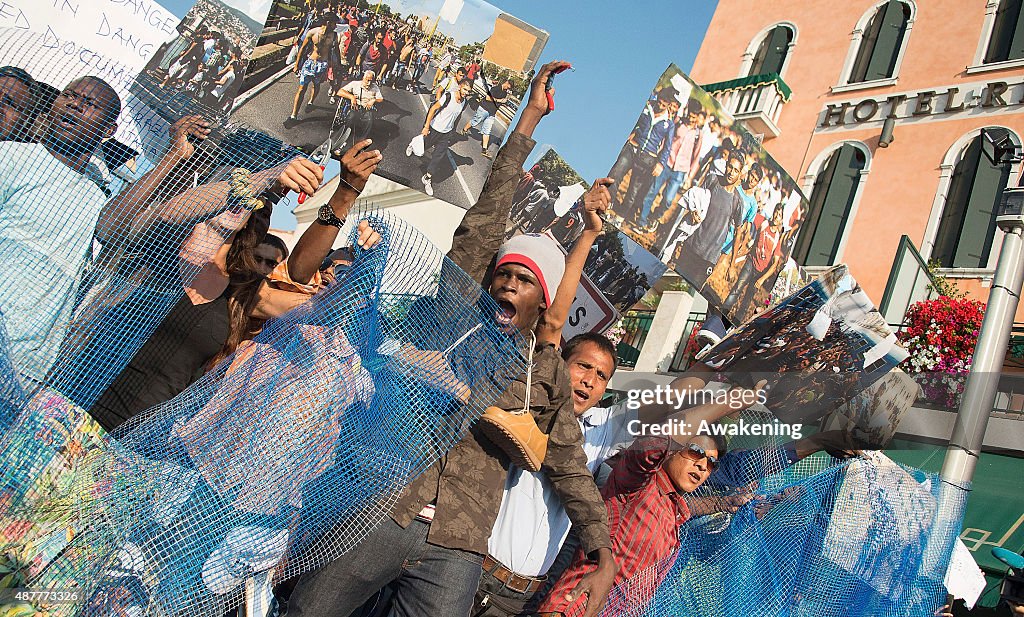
[317,204,346,228]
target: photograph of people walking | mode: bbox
[231,0,547,208]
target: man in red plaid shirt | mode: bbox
[537,376,765,617]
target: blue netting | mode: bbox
[590,440,968,617]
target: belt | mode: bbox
[482,554,546,594]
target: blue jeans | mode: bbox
[288,518,485,617]
[639,168,685,227]
[468,107,495,135]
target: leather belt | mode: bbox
[482,554,546,594]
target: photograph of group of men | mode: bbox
[505,148,667,313]
[607,66,807,325]
[230,0,546,209]
[133,0,267,116]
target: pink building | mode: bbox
[691,0,1024,320]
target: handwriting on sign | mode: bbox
[107,0,176,37]
[42,25,137,91]
[51,0,77,16]
[0,0,30,28]
[97,12,154,59]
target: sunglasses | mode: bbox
[680,442,718,471]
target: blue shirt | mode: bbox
[0,142,107,383]
[632,104,674,166]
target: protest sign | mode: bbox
[606,64,807,325]
[130,0,274,119]
[701,265,907,424]
[505,147,668,334]
[231,0,547,210]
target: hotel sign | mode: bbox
[816,77,1024,131]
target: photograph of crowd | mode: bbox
[606,65,808,325]
[230,0,547,209]
[701,265,907,425]
[132,0,271,117]
[506,148,667,314]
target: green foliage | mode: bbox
[531,150,587,191]
[926,260,968,299]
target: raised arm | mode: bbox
[286,139,383,284]
[535,178,613,346]
[446,60,571,284]
[95,115,210,245]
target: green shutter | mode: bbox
[751,26,792,76]
[933,137,1010,269]
[794,152,841,265]
[986,0,1024,63]
[809,146,864,265]
[850,0,910,83]
[864,0,909,80]
[794,145,866,267]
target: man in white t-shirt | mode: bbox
[472,332,634,617]
[0,75,121,383]
[412,78,470,196]
[337,70,383,143]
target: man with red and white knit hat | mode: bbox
[494,233,566,313]
[288,61,617,617]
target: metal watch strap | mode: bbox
[317,204,346,228]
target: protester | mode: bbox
[0,76,123,383]
[0,66,34,142]
[287,61,619,617]
[537,369,767,617]
[289,13,340,122]
[463,79,512,157]
[356,29,388,80]
[412,78,472,196]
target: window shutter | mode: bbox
[863,0,909,80]
[850,7,885,83]
[794,150,842,265]
[751,26,792,76]
[985,0,1024,63]
[933,137,1010,268]
[800,146,865,266]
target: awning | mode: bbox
[701,72,793,103]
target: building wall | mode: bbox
[690,0,1024,317]
[482,15,545,74]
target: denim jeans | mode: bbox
[287,518,485,617]
[723,257,764,317]
[470,568,538,617]
[620,151,659,223]
[638,168,685,227]
[469,107,495,135]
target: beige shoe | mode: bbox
[478,406,548,472]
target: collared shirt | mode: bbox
[390,132,612,558]
[631,104,673,166]
[0,142,108,384]
[539,436,691,616]
[667,124,700,174]
[488,403,636,577]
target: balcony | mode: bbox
[702,72,792,140]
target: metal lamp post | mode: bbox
[939,128,1024,494]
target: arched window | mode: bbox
[794,144,868,266]
[747,25,795,76]
[932,135,1014,269]
[985,0,1024,63]
[848,0,913,83]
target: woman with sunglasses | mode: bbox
[536,376,766,617]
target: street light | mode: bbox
[939,128,1023,497]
